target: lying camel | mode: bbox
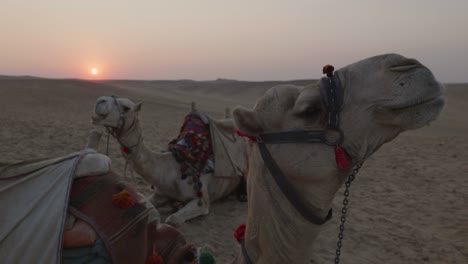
[0,130,198,264]
[230,53,445,263]
[91,99,248,226]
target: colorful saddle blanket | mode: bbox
[69,172,187,264]
[168,112,213,180]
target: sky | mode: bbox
[0,0,467,82]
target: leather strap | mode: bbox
[257,130,325,144]
[319,75,343,129]
[241,239,253,264]
[257,141,333,225]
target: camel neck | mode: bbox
[241,148,330,264]
[115,118,178,187]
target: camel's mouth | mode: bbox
[91,115,117,127]
[91,115,102,125]
[388,94,444,112]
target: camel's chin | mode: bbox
[91,117,115,128]
[388,94,444,112]
[91,118,102,126]
[374,95,445,129]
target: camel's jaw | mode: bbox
[374,82,445,129]
[387,94,445,113]
[91,114,120,128]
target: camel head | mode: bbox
[91,96,142,136]
[233,53,445,162]
[231,53,445,262]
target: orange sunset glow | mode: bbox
[0,1,467,82]
[90,68,99,76]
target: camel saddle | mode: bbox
[0,151,187,264]
[68,171,187,264]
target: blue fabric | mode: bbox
[62,239,111,264]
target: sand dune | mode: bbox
[0,79,466,263]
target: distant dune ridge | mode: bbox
[0,78,466,263]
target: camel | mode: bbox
[91,98,248,226]
[0,130,197,263]
[230,53,445,263]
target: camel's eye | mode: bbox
[296,105,318,118]
[122,106,131,113]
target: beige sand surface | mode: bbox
[0,78,466,263]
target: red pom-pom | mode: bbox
[236,130,256,142]
[196,191,203,197]
[322,64,335,77]
[335,147,350,171]
[112,190,135,209]
[147,245,164,264]
[122,146,131,154]
[234,224,246,243]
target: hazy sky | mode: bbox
[1,0,467,82]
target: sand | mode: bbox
[0,78,466,263]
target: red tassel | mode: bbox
[335,147,350,171]
[122,146,130,154]
[112,190,135,209]
[147,245,164,264]
[234,224,247,243]
[236,130,256,142]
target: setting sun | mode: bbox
[90,68,99,76]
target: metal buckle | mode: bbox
[255,135,263,143]
[323,128,344,146]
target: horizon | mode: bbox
[1,1,467,83]
[1,74,467,85]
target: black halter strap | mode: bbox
[241,240,253,264]
[320,75,343,129]
[257,139,333,224]
[243,68,345,263]
[255,72,344,225]
[103,95,127,139]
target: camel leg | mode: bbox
[149,191,178,214]
[166,180,211,227]
[150,190,171,208]
[165,198,210,227]
[165,185,210,227]
[85,129,102,150]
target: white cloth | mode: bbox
[0,151,89,263]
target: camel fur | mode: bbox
[231,53,445,263]
[91,99,248,226]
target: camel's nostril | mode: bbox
[95,101,110,116]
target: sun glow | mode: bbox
[90,67,99,76]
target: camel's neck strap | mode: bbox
[256,138,333,224]
[241,239,253,264]
[251,73,343,225]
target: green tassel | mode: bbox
[199,250,216,264]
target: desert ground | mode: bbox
[0,77,466,263]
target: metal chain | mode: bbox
[106,130,110,155]
[334,161,363,264]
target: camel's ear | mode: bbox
[133,102,142,112]
[232,106,263,136]
[292,86,323,118]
